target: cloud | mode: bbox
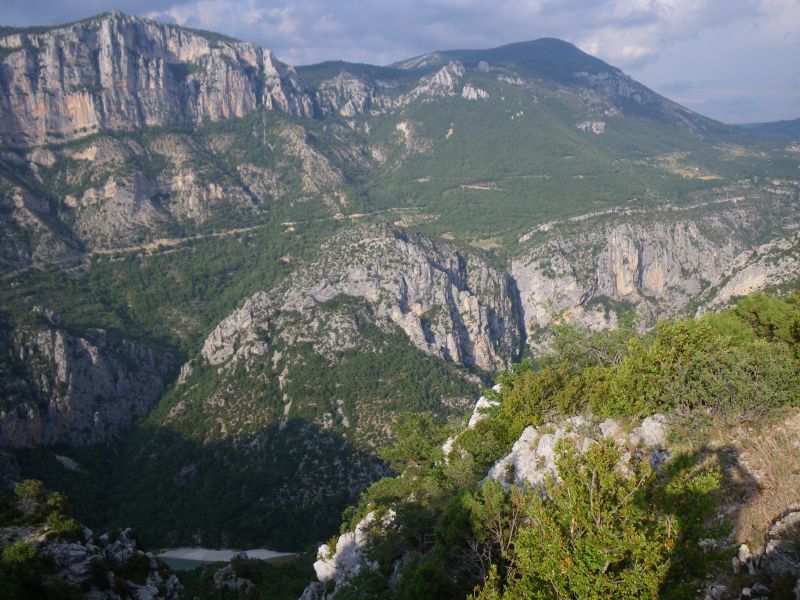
[140,0,770,70]
[573,0,763,66]
[0,0,779,68]
[0,0,797,121]
[658,80,696,94]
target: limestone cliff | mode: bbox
[0,12,314,146]
[511,184,800,336]
[0,309,170,447]
[202,223,523,372]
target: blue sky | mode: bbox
[1,0,798,123]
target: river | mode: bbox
[157,547,296,571]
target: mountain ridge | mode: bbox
[2,10,800,560]
[0,11,760,147]
[739,116,800,140]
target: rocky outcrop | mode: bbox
[3,525,182,599]
[213,555,256,594]
[701,233,800,312]
[485,414,670,490]
[202,223,522,372]
[400,61,465,104]
[316,71,380,117]
[761,509,800,580]
[0,12,314,146]
[0,183,84,271]
[461,84,489,101]
[723,510,800,599]
[442,385,501,458]
[278,124,344,195]
[575,70,655,106]
[0,114,353,255]
[303,510,396,598]
[300,410,674,599]
[0,309,170,447]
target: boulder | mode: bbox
[761,509,800,579]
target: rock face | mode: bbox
[0,184,84,271]
[0,12,314,146]
[311,510,396,594]
[316,70,383,117]
[512,189,800,335]
[299,410,674,598]
[401,61,465,103]
[0,310,170,447]
[461,84,490,101]
[0,114,355,262]
[442,385,502,458]
[701,232,800,312]
[725,510,800,599]
[202,223,523,372]
[213,559,256,594]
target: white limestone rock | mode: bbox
[762,509,800,579]
[443,386,503,458]
[510,192,797,337]
[0,315,170,448]
[0,12,315,147]
[201,223,522,373]
[462,84,489,101]
[630,414,668,447]
[468,396,500,429]
[576,120,606,134]
[313,510,396,588]
[599,418,621,439]
[487,414,671,490]
[486,416,590,489]
[401,61,465,103]
[38,527,182,598]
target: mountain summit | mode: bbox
[0,12,734,147]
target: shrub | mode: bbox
[14,480,65,520]
[2,541,40,564]
[45,512,81,541]
[471,439,722,599]
[120,553,151,585]
[506,439,672,599]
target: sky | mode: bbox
[1,0,798,123]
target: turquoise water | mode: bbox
[160,557,221,571]
[158,551,297,571]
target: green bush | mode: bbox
[120,553,151,585]
[2,541,40,564]
[14,479,67,521]
[475,439,721,599]
[45,512,81,541]
[0,540,80,599]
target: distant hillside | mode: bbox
[739,117,800,139]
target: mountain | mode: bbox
[0,11,314,147]
[740,116,800,140]
[1,12,799,555]
[2,12,797,268]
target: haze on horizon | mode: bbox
[0,0,798,124]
